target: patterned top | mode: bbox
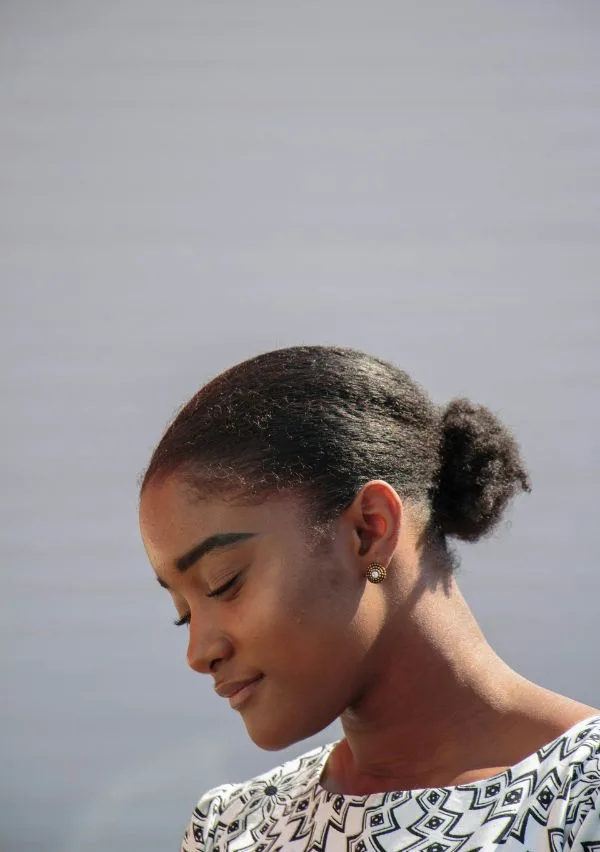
[181,714,600,851]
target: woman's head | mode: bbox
[139,346,531,749]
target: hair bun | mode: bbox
[433,398,531,542]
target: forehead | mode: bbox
[139,475,200,539]
[139,475,309,569]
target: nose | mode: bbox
[186,614,233,675]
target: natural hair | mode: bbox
[141,346,530,564]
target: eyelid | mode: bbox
[207,572,241,598]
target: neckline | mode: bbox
[313,713,600,802]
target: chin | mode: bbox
[243,708,337,752]
[241,718,298,751]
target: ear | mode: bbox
[346,480,403,562]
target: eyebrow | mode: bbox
[155,532,256,589]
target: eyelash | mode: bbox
[172,573,242,627]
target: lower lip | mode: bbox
[228,676,263,710]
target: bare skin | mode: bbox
[139,475,598,796]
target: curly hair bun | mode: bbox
[433,398,531,542]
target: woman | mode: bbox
[139,346,599,851]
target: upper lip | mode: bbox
[214,675,263,699]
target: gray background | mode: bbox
[1,2,599,851]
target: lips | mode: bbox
[214,675,263,700]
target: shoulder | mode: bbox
[561,713,600,781]
[180,742,332,852]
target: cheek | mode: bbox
[270,584,363,666]
[226,549,362,660]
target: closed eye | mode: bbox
[172,573,242,627]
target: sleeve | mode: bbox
[180,784,236,852]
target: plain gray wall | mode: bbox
[1,2,599,851]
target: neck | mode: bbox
[330,566,543,793]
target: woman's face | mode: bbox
[139,474,384,750]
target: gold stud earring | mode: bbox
[366,562,387,584]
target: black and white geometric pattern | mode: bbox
[181,714,600,851]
